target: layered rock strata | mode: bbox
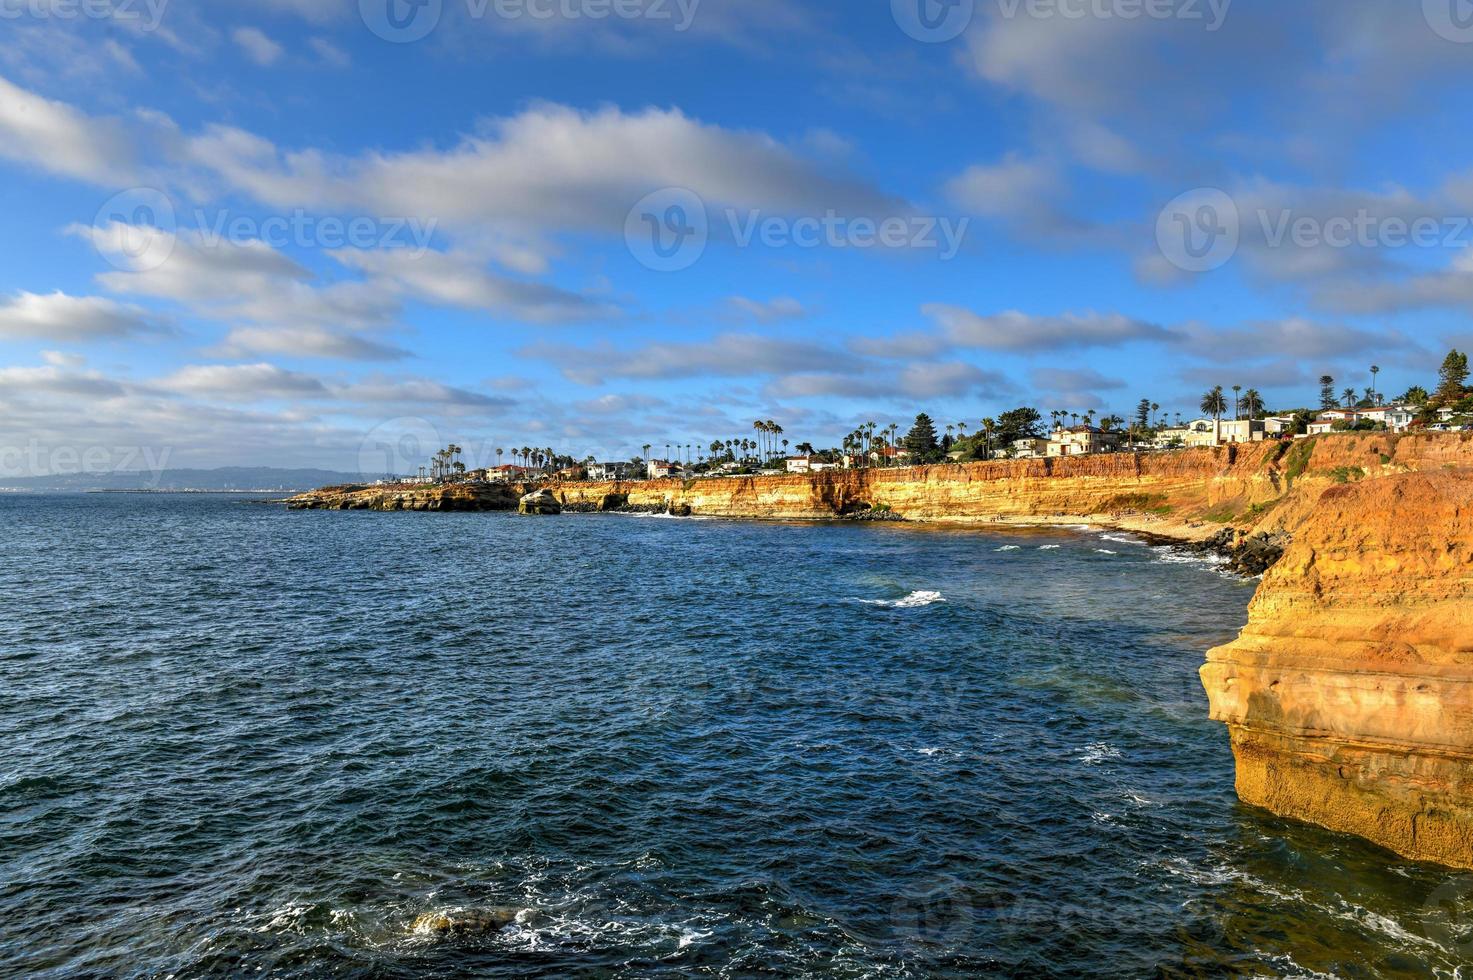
[1201,472,1473,868]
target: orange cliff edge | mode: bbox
[1202,469,1473,869]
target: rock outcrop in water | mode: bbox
[517,489,562,515]
[286,483,518,511]
[411,908,525,937]
[1201,472,1473,869]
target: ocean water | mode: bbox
[3,494,1471,978]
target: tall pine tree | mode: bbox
[1318,375,1337,410]
[1435,349,1469,405]
[903,413,939,458]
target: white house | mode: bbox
[588,461,638,481]
[1011,437,1049,459]
[646,460,679,479]
[1047,426,1118,457]
[786,456,836,474]
[1359,405,1416,432]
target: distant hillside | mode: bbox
[0,467,372,492]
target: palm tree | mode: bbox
[496,447,503,471]
[1370,364,1380,402]
[1151,402,1160,428]
[1201,386,1228,444]
[1341,387,1357,409]
[1232,384,1242,421]
[981,417,996,460]
[1242,388,1265,419]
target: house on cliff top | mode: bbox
[1047,426,1119,457]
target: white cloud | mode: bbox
[309,37,350,68]
[214,326,413,362]
[0,73,139,183]
[922,306,1177,351]
[0,291,165,340]
[232,27,284,66]
[333,248,616,324]
[726,295,809,323]
[184,104,899,237]
[946,155,1059,218]
[526,332,867,385]
[158,363,330,400]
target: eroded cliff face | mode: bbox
[1201,472,1473,868]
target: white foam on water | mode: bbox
[1097,531,1147,546]
[1079,741,1121,765]
[1094,549,1117,555]
[1038,545,1061,551]
[995,545,1021,552]
[855,590,945,608]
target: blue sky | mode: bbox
[3,0,1472,474]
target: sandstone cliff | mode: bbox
[1202,471,1473,868]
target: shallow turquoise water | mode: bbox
[2,494,1471,977]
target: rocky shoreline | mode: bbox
[282,435,1473,867]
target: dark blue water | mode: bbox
[3,494,1471,978]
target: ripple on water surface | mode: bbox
[0,495,1468,978]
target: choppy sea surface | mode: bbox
[3,493,1472,978]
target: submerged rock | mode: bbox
[411,907,524,936]
[518,489,562,515]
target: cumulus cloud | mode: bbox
[157,363,331,400]
[0,74,140,183]
[183,104,900,236]
[0,291,166,341]
[334,248,617,324]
